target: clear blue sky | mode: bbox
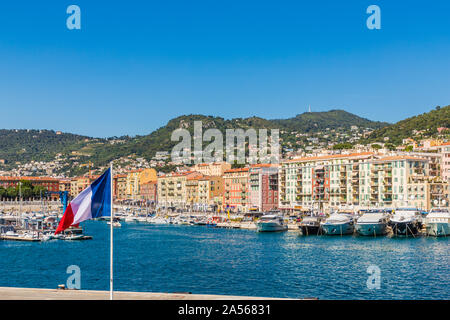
[0,0,449,137]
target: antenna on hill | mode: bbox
[308,105,311,113]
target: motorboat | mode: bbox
[124,216,137,222]
[321,212,355,235]
[4,230,19,237]
[355,209,390,236]
[256,215,288,232]
[298,216,323,235]
[107,221,122,227]
[425,208,450,237]
[148,216,168,224]
[389,207,423,236]
[239,216,257,230]
[136,216,148,223]
[63,234,85,240]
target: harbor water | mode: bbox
[0,221,448,299]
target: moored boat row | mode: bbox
[296,207,450,237]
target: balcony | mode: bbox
[383,187,392,193]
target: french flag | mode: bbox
[55,168,112,234]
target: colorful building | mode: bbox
[406,176,449,211]
[249,164,279,211]
[278,152,438,212]
[126,168,157,200]
[157,171,202,209]
[0,176,60,195]
[113,174,128,200]
[192,162,231,176]
[58,179,71,194]
[70,176,97,197]
[140,180,157,203]
[437,142,450,182]
[198,176,224,210]
[223,168,250,212]
[279,153,375,213]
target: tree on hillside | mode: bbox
[333,143,353,150]
[371,144,382,150]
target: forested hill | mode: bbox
[0,129,99,163]
[81,110,389,167]
[0,110,388,172]
[365,105,450,145]
[273,109,387,132]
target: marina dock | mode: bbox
[0,235,41,241]
[0,287,291,300]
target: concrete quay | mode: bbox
[0,287,293,300]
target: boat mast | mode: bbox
[19,181,22,227]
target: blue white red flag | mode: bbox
[55,168,111,234]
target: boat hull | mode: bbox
[321,222,354,235]
[426,223,450,237]
[355,223,387,236]
[257,222,287,232]
[390,221,421,236]
[298,225,321,235]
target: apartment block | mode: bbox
[192,162,231,176]
[249,164,279,211]
[58,179,71,194]
[70,176,97,197]
[438,142,450,182]
[407,176,449,210]
[157,171,202,209]
[199,176,224,210]
[0,176,60,199]
[126,168,157,200]
[279,152,375,213]
[223,168,250,212]
[140,180,157,203]
[113,174,128,200]
[278,152,444,212]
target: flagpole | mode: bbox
[110,162,114,300]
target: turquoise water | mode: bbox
[0,221,448,299]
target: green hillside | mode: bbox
[0,129,98,164]
[87,110,388,167]
[365,105,450,145]
[0,110,390,174]
[273,109,387,132]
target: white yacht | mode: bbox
[136,216,148,223]
[148,216,168,224]
[107,221,122,227]
[4,230,19,237]
[426,208,450,237]
[124,216,137,222]
[389,208,423,236]
[321,212,355,235]
[355,209,390,236]
[256,215,288,232]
